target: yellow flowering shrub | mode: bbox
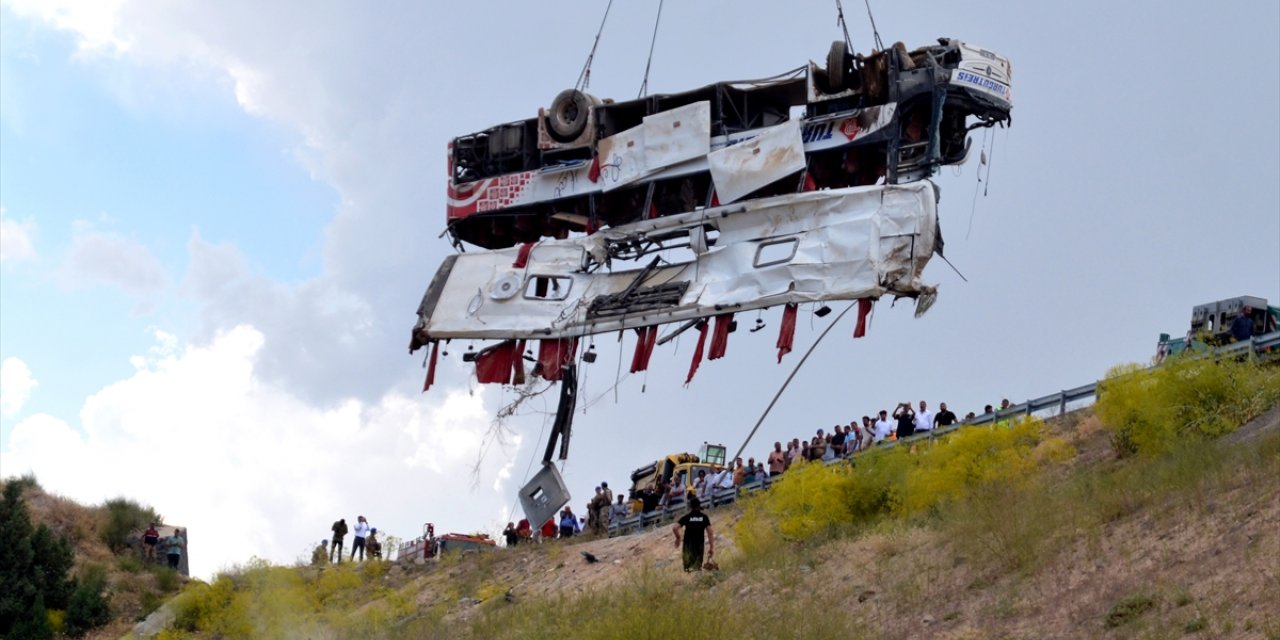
[1096,356,1280,456]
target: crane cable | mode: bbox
[834,0,854,50]
[575,0,615,91]
[637,0,666,97]
[863,0,884,51]
[731,301,858,464]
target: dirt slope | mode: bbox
[377,408,1279,639]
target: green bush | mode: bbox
[0,482,78,639]
[30,524,76,609]
[117,554,143,574]
[153,565,181,592]
[64,566,111,637]
[1105,593,1156,628]
[101,497,161,553]
[1096,356,1280,457]
[9,594,53,640]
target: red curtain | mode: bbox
[422,340,439,392]
[685,321,709,384]
[776,303,798,363]
[512,242,535,268]
[538,338,578,381]
[629,326,659,373]
[475,340,519,384]
[709,313,734,360]
[854,298,873,338]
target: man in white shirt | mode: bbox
[351,515,372,562]
[914,400,935,433]
[609,494,631,523]
[873,410,894,443]
[694,470,711,501]
[711,468,734,504]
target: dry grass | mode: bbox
[3,480,187,640]
[18,387,1278,640]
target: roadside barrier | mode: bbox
[605,330,1279,537]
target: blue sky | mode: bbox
[0,0,1277,579]
[1,8,336,428]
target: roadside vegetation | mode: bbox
[0,478,183,639]
[17,356,1280,638]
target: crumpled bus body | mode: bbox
[412,180,938,345]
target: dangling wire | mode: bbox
[966,127,989,240]
[637,0,666,97]
[731,302,856,463]
[834,0,854,50]
[575,0,615,91]
[863,0,884,51]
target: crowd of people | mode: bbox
[497,397,1010,551]
[313,515,383,565]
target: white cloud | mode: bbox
[0,207,38,264]
[2,0,131,54]
[59,230,168,296]
[0,357,38,417]
[0,326,517,579]
[2,1,446,404]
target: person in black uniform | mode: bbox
[672,497,714,572]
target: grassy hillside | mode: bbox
[8,356,1274,639]
[130,355,1280,640]
[0,478,185,639]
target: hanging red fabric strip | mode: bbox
[640,326,658,371]
[685,321,708,384]
[854,298,873,338]
[422,340,439,392]
[709,313,734,360]
[644,326,658,363]
[537,338,577,382]
[776,303,798,363]
[587,156,601,183]
[512,339,527,385]
[801,172,817,192]
[629,327,658,373]
[629,329,645,373]
[512,242,535,269]
[475,340,517,384]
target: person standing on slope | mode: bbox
[351,515,371,562]
[672,496,714,572]
[163,528,186,570]
[330,518,348,563]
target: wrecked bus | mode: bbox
[445,38,1011,250]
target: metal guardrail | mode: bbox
[603,330,1280,537]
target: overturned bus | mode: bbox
[445,38,1011,250]
[412,38,1012,391]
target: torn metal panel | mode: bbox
[411,181,939,344]
[519,463,571,531]
[597,101,712,192]
[643,101,711,171]
[706,120,807,204]
[596,125,649,192]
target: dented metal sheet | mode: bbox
[706,120,807,204]
[597,125,649,192]
[598,101,712,192]
[643,101,711,171]
[411,181,939,343]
